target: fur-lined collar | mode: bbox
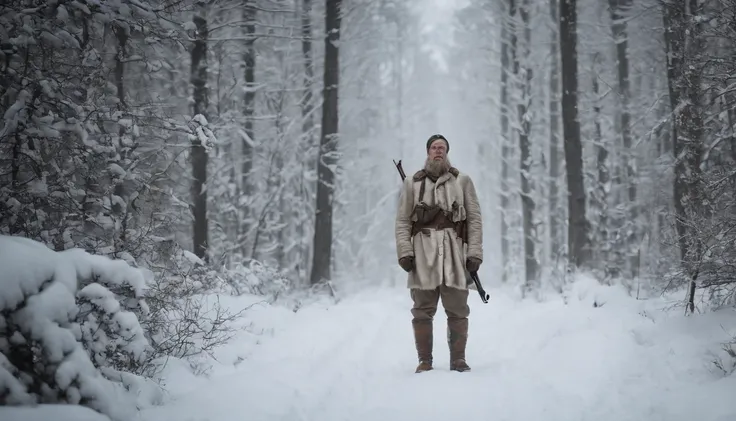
[413,167,459,181]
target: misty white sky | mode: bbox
[417,0,468,27]
[413,0,470,72]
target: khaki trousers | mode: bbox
[410,284,470,321]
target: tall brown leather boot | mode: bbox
[412,320,433,373]
[448,318,471,372]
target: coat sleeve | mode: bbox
[395,176,415,260]
[463,175,483,261]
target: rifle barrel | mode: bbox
[393,159,406,181]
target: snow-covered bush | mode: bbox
[140,244,246,367]
[712,332,736,377]
[69,249,152,379]
[221,260,294,299]
[134,238,299,372]
[0,235,153,420]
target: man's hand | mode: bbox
[399,256,415,273]
[466,257,482,273]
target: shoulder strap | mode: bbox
[413,170,427,181]
[418,178,426,203]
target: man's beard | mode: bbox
[425,156,451,179]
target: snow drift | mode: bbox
[0,235,153,421]
[139,274,736,421]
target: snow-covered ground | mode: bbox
[138,277,736,421]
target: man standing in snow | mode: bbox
[395,134,483,373]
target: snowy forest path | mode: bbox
[138,286,736,421]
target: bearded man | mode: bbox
[395,134,484,373]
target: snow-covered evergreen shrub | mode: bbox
[69,249,153,379]
[0,0,233,384]
[0,235,148,420]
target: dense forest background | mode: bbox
[4,0,735,303]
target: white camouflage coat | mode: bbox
[395,168,483,290]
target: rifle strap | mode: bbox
[418,178,426,203]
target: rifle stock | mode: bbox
[470,271,490,303]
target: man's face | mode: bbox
[428,139,447,161]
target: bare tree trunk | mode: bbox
[190,4,209,261]
[396,15,404,148]
[300,0,315,141]
[548,0,562,262]
[517,0,538,288]
[662,1,688,261]
[500,0,516,282]
[241,2,256,256]
[559,0,590,268]
[310,0,342,284]
[299,0,315,281]
[112,24,129,253]
[591,54,611,275]
[113,26,128,110]
[727,97,736,165]
[608,0,638,277]
[273,94,286,268]
[662,0,706,314]
[681,0,705,314]
[654,76,670,251]
[9,134,20,234]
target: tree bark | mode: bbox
[299,0,315,280]
[243,2,256,193]
[548,0,562,262]
[662,0,688,261]
[500,0,516,282]
[310,0,342,284]
[190,5,209,261]
[517,0,538,287]
[241,2,256,256]
[113,24,129,252]
[608,0,638,277]
[662,0,706,314]
[301,0,315,146]
[559,0,590,268]
[591,54,611,275]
